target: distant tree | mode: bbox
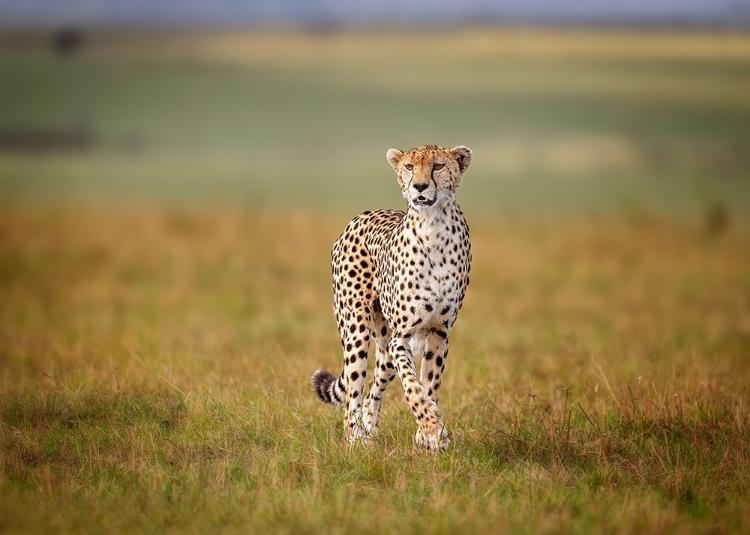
[52,29,83,56]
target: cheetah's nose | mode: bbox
[413,183,429,193]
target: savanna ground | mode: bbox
[1,28,749,533]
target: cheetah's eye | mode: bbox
[433,163,445,171]
[404,163,414,171]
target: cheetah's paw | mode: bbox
[415,425,449,452]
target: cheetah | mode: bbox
[311,144,472,451]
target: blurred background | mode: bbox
[0,0,749,218]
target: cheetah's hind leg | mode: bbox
[361,300,395,437]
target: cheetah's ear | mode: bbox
[449,146,472,173]
[386,148,404,172]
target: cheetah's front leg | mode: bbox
[420,333,450,406]
[388,335,449,451]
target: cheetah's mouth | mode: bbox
[413,195,436,207]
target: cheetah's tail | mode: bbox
[311,369,345,406]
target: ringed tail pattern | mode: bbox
[311,369,345,405]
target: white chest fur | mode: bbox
[389,202,470,331]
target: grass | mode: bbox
[1,207,749,533]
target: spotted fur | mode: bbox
[311,144,472,451]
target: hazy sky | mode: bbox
[0,0,743,27]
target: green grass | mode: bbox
[4,385,743,533]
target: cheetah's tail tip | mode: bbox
[311,369,343,405]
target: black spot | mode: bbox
[436,356,444,367]
[425,304,433,312]
[350,371,359,381]
[440,306,450,315]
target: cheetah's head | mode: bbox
[386,145,472,211]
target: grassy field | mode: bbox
[1,207,749,533]
[1,28,750,533]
